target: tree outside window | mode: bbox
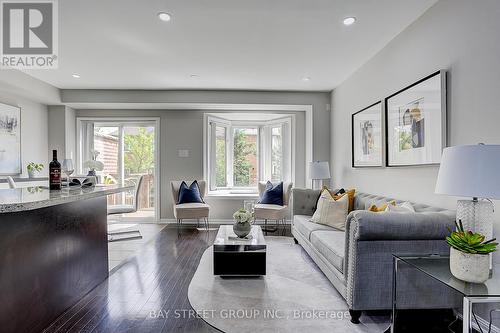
[233,128,257,187]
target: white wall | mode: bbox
[0,93,49,177]
[48,106,77,161]
[331,0,500,209]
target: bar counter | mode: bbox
[0,185,132,333]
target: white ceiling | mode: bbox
[25,0,437,91]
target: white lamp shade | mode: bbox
[309,161,331,180]
[435,145,500,199]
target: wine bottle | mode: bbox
[49,150,62,190]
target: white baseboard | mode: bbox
[158,218,291,225]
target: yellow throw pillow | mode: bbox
[368,200,396,212]
[311,190,349,230]
[333,189,356,213]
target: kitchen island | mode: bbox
[0,185,131,333]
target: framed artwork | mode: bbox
[0,103,21,175]
[352,101,383,167]
[385,70,446,167]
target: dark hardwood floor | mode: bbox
[42,223,290,333]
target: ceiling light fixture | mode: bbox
[158,12,172,22]
[72,73,81,78]
[302,77,311,82]
[190,74,199,78]
[343,17,356,26]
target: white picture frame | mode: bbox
[352,102,383,167]
[385,71,446,167]
[0,103,21,175]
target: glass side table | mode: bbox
[392,254,500,333]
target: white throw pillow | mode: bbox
[311,191,349,230]
[385,201,415,213]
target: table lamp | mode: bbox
[309,161,331,190]
[435,144,500,241]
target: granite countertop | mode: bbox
[0,185,133,213]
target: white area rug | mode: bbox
[188,236,389,333]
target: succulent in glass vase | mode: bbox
[447,220,498,283]
[233,209,253,238]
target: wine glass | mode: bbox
[62,159,74,186]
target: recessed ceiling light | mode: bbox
[72,73,81,78]
[343,17,356,26]
[158,12,172,22]
[190,74,199,78]
[302,77,311,82]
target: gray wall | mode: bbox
[331,0,500,212]
[76,107,309,220]
[70,90,330,220]
[63,90,331,163]
[331,1,500,323]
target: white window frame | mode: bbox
[76,117,161,221]
[205,114,294,195]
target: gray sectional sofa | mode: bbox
[291,189,457,323]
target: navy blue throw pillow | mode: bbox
[259,181,284,206]
[178,180,204,204]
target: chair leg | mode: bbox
[262,218,278,233]
[205,217,209,230]
[197,219,200,228]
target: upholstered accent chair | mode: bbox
[171,180,210,229]
[254,181,293,232]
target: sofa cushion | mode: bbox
[178,180,204,204]
[311,191,349,230]
[259,181,284,205]
[310,230,345,273]
[293,215,335,240]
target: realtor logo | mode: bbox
[1,0,58,68]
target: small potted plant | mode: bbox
[233,209,253,238]
[447,220,498,283]
[26,162,44,178]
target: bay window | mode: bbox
[206,114,293,193]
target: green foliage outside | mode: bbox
[215,136,226,187]
[215,129,256,188]
[233,129,256,186]
[124,128,154,174]
[271,132,282,181]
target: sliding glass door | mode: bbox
[78,119,159,221]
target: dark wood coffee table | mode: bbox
[213,225,266,276]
